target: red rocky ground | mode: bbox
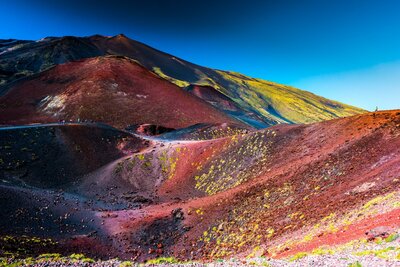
[1,111,399,263]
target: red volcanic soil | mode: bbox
[275,208,400,259]
[183,85,270,128]
[185,85,243,112]
[0,56,242,129]
[96,110,400,261]
[1,111,399,262]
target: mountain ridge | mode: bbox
[0,34,365,128]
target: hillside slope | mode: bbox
[96,110,400,262]
[1,111,398,265]
[0,123,147,188]
[0,56,242,129]
[0,35,364,127]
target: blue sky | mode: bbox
[1,0,399,110]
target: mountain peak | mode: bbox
[113,33,129,39]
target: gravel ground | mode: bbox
[3,256,399,267]
[3,236,399,267]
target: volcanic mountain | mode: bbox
[0,34,364,129]
[0,35,399,266]
[0,56,241,129]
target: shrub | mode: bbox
[348,261,362,267]
[289,252,307,261]
[385,233,399,242]
[146,257,178,264]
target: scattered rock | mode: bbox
[172,208,184,221]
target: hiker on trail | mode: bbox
[373,106,378,118]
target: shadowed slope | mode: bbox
[0,122,150,259]
[0,36,101,88]
[0,123,147,188]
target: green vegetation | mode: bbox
[37,253,62,259]
[0,235,58,259]
[194,131,275,195]
[145,256,178,264]
[68,253,95,263]
[152,62,364,126]
[348,261,362,267]
[216,70,364,124]
[115,145,183,183]
[385,233,399,243]
[153,67,190,87]
[354,246,399,259]
[289,252,308,261]
[0,253,95,266]
[199,180,293,258]
[311,247,335,255]
[158,147,181,179]
[176,126,248,141]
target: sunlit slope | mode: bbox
[214,70,365,124]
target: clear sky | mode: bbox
[1,0,399,110]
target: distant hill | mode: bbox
[0,56,241,129]
[0,34,364,128]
